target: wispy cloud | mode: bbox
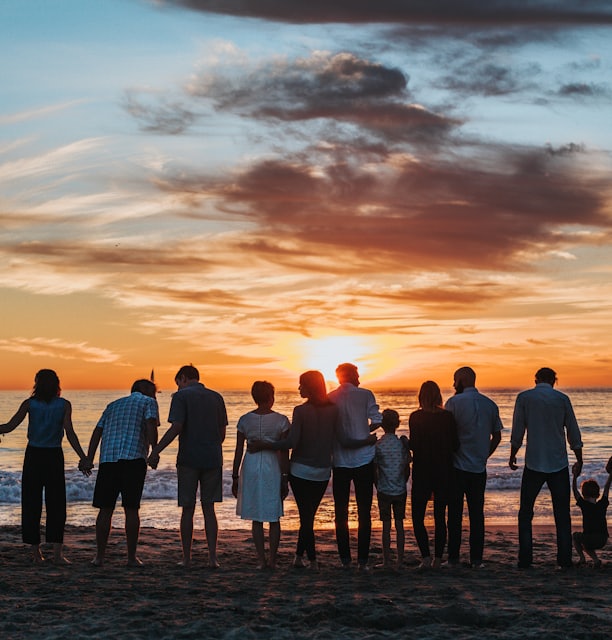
[0,338,122,364]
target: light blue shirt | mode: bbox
[444,387,503,473]
[511,383,582,473]
[329,383,382,468]
[97,392,159,463]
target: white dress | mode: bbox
[236,410,290,522]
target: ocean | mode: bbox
[1,388,611,532]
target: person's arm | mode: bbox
[602,470,612,501]
[508,444,520,471]
[509,396,525,470]
[0,399,29,435]
[145,417,158,451]
[148,422,183,469]
[488,431,501,458]
[572,447,583,477]
[62,401,90,474]
[279,449,290,500]
[231,431,246,498]
[85,427,103,466]
[571,466,581,502]
[367,392,382,432]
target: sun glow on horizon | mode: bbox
[298,335,372,385]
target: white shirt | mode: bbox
[329,383,382,468]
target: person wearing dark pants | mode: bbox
[0,369,89,564]
[510,367,583,569]
[444,367,503,568]
[329,363,382,571]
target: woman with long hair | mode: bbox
[408,380,459,569]
[250,370,374,568]
[0,369,90,563]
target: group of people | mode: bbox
[1,364,610,571]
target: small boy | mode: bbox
[373,409,411,568]
[572,462,611,568]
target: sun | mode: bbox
[299,335,371,386]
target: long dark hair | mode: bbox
[418,380,443,412]
[32,369,61,403]
[300,370,329,406]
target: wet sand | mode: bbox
[0,523,611,639]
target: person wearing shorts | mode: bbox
[84,379,159,566]
[148,365,228,568]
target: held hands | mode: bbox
[147,451,160,470]
[365,434,378,446]
[572,461,583,477]
[78,457,94,477]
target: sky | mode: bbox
[1,0,612,391]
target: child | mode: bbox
[231,381,290,569]
[572,462,611,567]
[373,409,411,569]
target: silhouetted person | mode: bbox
[445,366,502,568]
[329,363,381,570]
[231,381,290,570]
[0,369,89,564]
[409,381,459,569]
[84,379,159,566]
[510,367,583,569]
[572,464,610,568]
[373,409,410,569]
[148,365,227,568]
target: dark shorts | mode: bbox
[93,458,147,510]
[377,491,407,521]
[573,531,608,551]
[177,466,223,507]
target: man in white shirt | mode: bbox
[329,363,381,570]
[445,366,503,567]
[509,367,583,569]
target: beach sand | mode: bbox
[1,523,611,639]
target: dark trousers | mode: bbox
[412,489,449,559]
[22,446,66,545]
[332,462,374,564]
[447,468,487,564]
[289,474,329,561]
[518,466,572,568]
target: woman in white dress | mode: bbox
[231,381,289,569]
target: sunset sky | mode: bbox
[1,1,612,391]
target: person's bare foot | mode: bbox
[31,546,45,564]
[91,556,104,567]
[177,559,191,568]
[127,557,144,567]
[53,555,72,565]
[208,560,220,570]
[432,558,442,569]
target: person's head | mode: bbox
[32,369,61,403]
[581,479,600,500]
[453,366,476,394]
[336,363,359,386]
[381,409,400,433]
[418,380,443,412]
[299,370,328,405]
[535,367,557,387]
[131,379,157,399]
[251,380,275,408]
[174,364,200,389]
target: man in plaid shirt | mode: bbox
[84,379,159,566]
